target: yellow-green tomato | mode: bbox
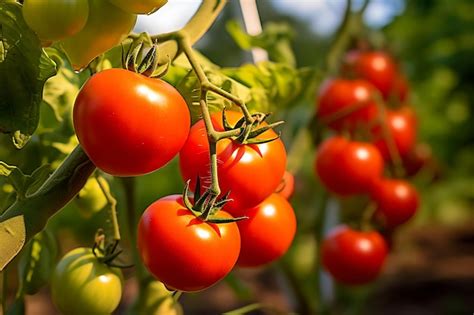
[131,281,183,315]
[75,177,108,218]
[22,0,89,42]
[61,0,136,70]
[108,0,167,14]
[51,247,123,315]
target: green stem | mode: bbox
[95,175,120,243]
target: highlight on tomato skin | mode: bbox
[321,225,388,285]
[236,193,297,268]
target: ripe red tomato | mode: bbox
[236,193,296,267]
[371,178,420,228]
[371,108,417,161]
[316,79,379,132]
[315,137,384,196]
[179,111,286,213]
[137,195,241,292]
[402,143,433,176]
[74,68,190,176]
[321,225,388,285]
[343,51,398,100]
[275,170,295,200]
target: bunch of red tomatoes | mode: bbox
[315,50,423,285]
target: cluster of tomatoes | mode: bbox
[21,0,166,70]
[49,64,297,313]
[314,50,423,285]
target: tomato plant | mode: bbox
[236,193,296,267]
[109,0,168,14]
[22,0,89,42]
[60,0,137,70]
[315,136,384,196]
[316,78,379,131]
[179,110,286,213]
[74,68,190,176]
[321,226,388,285]
[51,247,123,314]
[371,178,420,228]
[137,195,241,292]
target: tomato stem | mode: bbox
[95,174,121,243]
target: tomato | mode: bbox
[316,79,379,132]
[75,177,108,218]
[321,226,388,285]
[109,0,167,14]
[371,108,417,161]
[275,170,295,200]
[236,193,296,267]
[22,0,89,42]
[392,74,410,103]
[73,68,190,176]
[402,142,433,176]
[130,281,183,315]
[371,178,420,228]
[137,195,241,292]
[343,51,398,100]
[179,111,287,213]
[51,247,123,314]
[315,137,384,196]
[60,0,136,70]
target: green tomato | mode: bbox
[22,0,89,42]
[60,0,136,70]
[51,247,123,315]
[75,177,108,218]
[131,281,183,315]
[108,0,167,14]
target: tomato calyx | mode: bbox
[122,35,169,78]
[92,230,133,269]
[182,179,247,224]
[222,109,283,145]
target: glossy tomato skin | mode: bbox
[317,79,379,132]
[61,0,136,70]
[315,137,384,196]
[109,0,167,14]
[343,51,398,100]
[179,111,287,213]
[237,193,296,267]
[51,247,123,315]
[322,226,388,285]
[137,195,241,292]
[74,68,190,176]
[371,179,420,228]
[22,0,89,42]
[371,108,417,161]
[275,170,295,200]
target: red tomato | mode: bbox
[137,195,241,292]
[179,111,287,213]
[371,108,417,161]
[315,137,384,196]
[236,193,296,267]
[74,69,190,176]
[316,79,379,132]
[321,225,388,285]
[392,74,410,103]
[275,170,295,200]
[371,178,420,228]
[402,143,433,176]
[343,51,398,100]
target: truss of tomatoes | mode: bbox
[314,50,424,285]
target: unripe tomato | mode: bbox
[130,281,183,315]
[61,0,136,70]
[275,170,295,200]
[137,195,241,292]
[51,247,123,315]
[75,177,108,218]
[179,111,286,213]
[371,108,417,161]
[316,79,379,132]
[343,51,398,100]
[315,137,384,196]
[237,193,296,267]
[22,0,89,42]
[73,68,190,176]
[371,178,420,228]
[108,0,167,14]
[322,226,388,285]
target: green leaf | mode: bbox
[18,229,57,295]
[0,2,57,148]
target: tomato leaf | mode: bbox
[0,2,57,148]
